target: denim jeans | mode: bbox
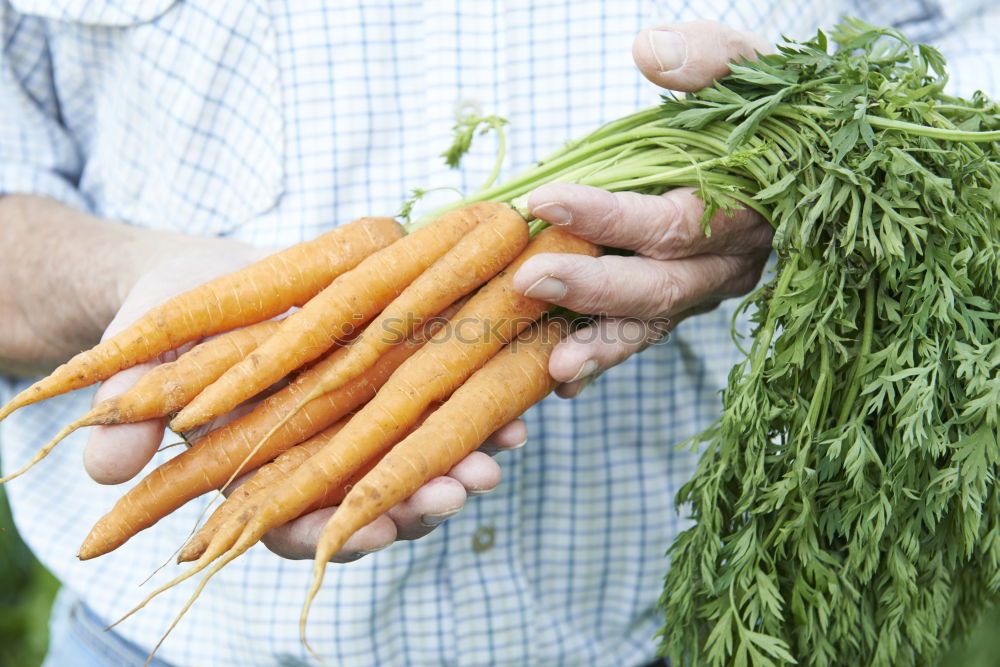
[42,589,172,667]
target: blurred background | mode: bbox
[2,478,999,666]
[1,483,58,666]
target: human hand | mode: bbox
[81,235,523,561]
[511,20,775,397]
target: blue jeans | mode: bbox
[42,589,172,667]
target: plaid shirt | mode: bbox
[2,1,997,665]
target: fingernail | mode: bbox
[523,276,567,300]
[532,202,572,226]
[508,437,527,450]
[569,359,599,383]
[421,507,461,527]
[344,544,389,559]
[467,488,491,497]
[571,375,597,397]
[355,546,387,556]
[648,29,687,73]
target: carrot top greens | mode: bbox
[413,17,1000,666]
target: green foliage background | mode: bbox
[0,485,59,667]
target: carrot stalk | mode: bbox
[301,316,569,643]
[0,216,403,423]
[169,202,508,433]
[0,321,280,484]
[77,317,435,560]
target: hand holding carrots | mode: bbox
[510,20,775,397]
[80,239,524,561]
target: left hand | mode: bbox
[512,20,775,398]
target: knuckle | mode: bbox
[646,195,701,258]
[722,254,768,297]
[647,269,685,318]
[565,258,618,315]
[589,192,627,244]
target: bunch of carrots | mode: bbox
[0,198,599,654]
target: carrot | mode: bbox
[0,216,403,423]
[178,405,438,563]
[169,202,509,433]
[233,206,528,469]
[77,314,440,560]
[0,321,280,484]
[300,316,569,640]
[176,420,350,563]
[175,227,598,575]
[296,203,529,397]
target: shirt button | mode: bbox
[472,524,495,553]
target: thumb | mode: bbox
[632,20,772,93]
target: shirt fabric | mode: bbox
[1,1,997,665]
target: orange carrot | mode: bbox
[0,320,280,484]
[180,227,598,573]
[178,405,437,563]
[170,202,509,433]
[77,314,439,560]
[176,421,350,563]
[301,317,569,638]
[0,216,403,423]
[298,204,529,396]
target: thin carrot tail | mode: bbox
[106,542,223,632]
[301,554,335,660]
[0,416,90,483]
[0,364,92,423]
[139,533,255,666]
[109,511,255,633]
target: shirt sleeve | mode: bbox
[0,2,89,210]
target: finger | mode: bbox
[83,362,165,485]
[631,20,772,92]
[513,251,766,319]
[549,317,669,392]
[478,419,527,455]
[528,185,771,260]
[385,476,468,541]
[448,451,503,496]
[83,420,167,485]
[261,506,397,562]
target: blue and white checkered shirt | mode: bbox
[2,1,997,665]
